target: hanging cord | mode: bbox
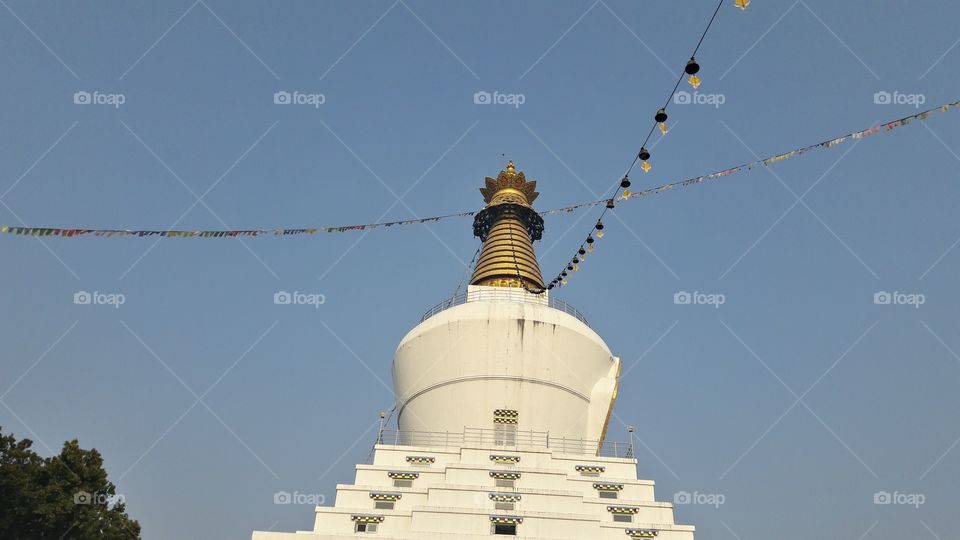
[367,405,397,464]
[547,0,726,289]
[381,407,396,436]
[621,0,724,196]
[454,243,482,296]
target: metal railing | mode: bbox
[376,427,633,459]
[420,289,590,327]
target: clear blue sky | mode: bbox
[2,1,959,539]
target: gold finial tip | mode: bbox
[479,160,538,205]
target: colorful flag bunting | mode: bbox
[2,100,957,240]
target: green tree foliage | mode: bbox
[0,427,141,539]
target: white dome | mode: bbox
[392,286,621,444]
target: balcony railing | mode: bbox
[376,427,633,459]
[420,289,590,327]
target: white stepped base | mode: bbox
[252,442,694,540]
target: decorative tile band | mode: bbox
[489,454,521,464]
[493,409,519,424]
[575,464,606,474]
[489,493,522,502]
[625,529,658,538]
[369,492,402,501]
[489,515,523,524]
[405,455,436,464]
[607,505,641,514]
[490,471,522,480]
[593,482,625,491]
[387,471,419,480]
[351,515,385,524]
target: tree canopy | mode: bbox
[0,427,141,539]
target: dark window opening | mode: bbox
[355,522,379,533]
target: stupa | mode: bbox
[252,162,695,539]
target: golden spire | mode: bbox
[470,162,545,290]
